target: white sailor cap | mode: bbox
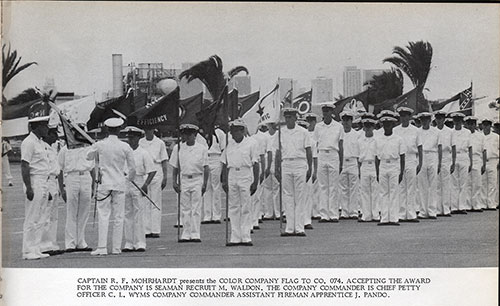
[297,119,309,128]
[449,112,465,119]
[353,117,361,124]
[481,118,493,124]
[179,123,199,131]
[433,110,447,117]
[304,113,319,121]
[340,110,355,119]
[361,112,376,120]
[396,106,414,114]
[379,116,398,123]
[464,116,478,122]
[444,118,454,123]
[282,107,299,115]
[122,126,145,135]
[320,102,335,110]
[27,102,51,123]
[104,117,124,128]
[416,112,432,119]
[362,118,377,125]
[229,119,247,128]
[377,110,397,119]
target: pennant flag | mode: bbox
[179,92,203,125]
[214,88,237,131]
[60,115,92,149]
[238,91,260,117]
[128,87,180,129]
[333,90,370,120]
[374,86,429,115]
[432,85,473,115]
[196,86,227,147]
[292,90,312,115]
[242,84,279,134]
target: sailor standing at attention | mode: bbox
[170,124,209,243]
[434,110,453,217]
[464,116,486,212]
[450,112,472,214]
[250,123,269,230]
[480,119,499,210]
[339,111,360,220]
[305,113,321,220]
[375,112,405,226]
[139,128,168,237]
[393,107,422,223]
[276,108,312,236]
[221,119,259,246]
[87,117,136,256]
[314,102,344,223]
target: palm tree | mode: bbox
[364,69,404,105]
[2,44,37,88]
[383,41,433,88]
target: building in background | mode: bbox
[229,75,251,96]
[311,77,333,104]
[343,66,362,96]
[179,62,204,99]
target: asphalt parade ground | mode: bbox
[2,163,498,268]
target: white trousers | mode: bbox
[3,155,13,181]
[203,156,222,221]
[318,152,340,220]
[399,156,418,220]
[379,161,400,223]
[124,179,147,249]
[96,190,125,253]
[470,157,483,210]
[282,159,307,233]
[359,162,379,221]
[180,175,203,240]
[40,177,60,252]
[436,157,452,215]
[340,160,359,218]
[145,172,163,234]
[304,177,314,225]
[482,159,499,209]
[64,172,92,249]
[22,175,49,257]
[251,183,264,227]
[418,152,438,218]
[452,154,470,211]
[228,168,253,243]
[310,179,320,218]
[262,172,279,218]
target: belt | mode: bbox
[381,159,398,164]
[48,174,58,180]
[182,173,202,179]
[283,157,305,161]
[363,160,374,165]
[68,171,88,176]
[319,149,336,153]
[424,150,438,153]
[487,157,499,161]
[208,153,221,157]
[230,166,250,171]
[344,157,357,162]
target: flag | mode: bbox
[196,86,228,147]
[238,91,260,117]
[242,84,279,134]
[432,85,473,116]
[179,92,203,125]
[292,90,312,115]
[60,115,92,149]
[86,92,147,130]
[282,89,293,108]
[374,86,428,115]
[128,87,180,129]
[333,90,370,120]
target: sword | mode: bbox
[130,180,160,210]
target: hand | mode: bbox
[161,178,167,190]
[306,168,312,183]
[275,172,281,182]
[250,181,258,195]
[468,165,472,173]
[481,165,485,175]
[222,181,228,193]
[312,173,317,183]
[26,187,34,201]
[437,163,441,175]
[416,164,422,175]
[399,172,403,184]
[259,173,265,184]
[61,189,67,202]
[265,168,271,178]
[450,163,455,174]
[141,184,148,195]
[173,182,180,194]
[202,184,207,195]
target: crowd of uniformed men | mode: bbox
[18,101,499,259]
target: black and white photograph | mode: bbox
[1,2,498,306]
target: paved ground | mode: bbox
[2,163,498,268]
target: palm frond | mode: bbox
[227,66,249,80]
[179,55,226,101]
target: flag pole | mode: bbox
[176,109,182,242]
[224,87,230,246]
[278,78,284,233]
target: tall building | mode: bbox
[179,62,204,99]
[311,77,333,105]
[343,66,362,97]
[362,69,389,90]
[229,75,251,96]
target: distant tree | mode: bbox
[6,88,40,105]
[2,44,37,88]
[383,41,433,88]
[364,69,404,104]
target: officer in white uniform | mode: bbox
[262,122,280,220]
[20,102,51,260]
[40,127,64,255]
[122,126,156,252]
[2,139,13,186]
[58,125,95,252]
[250,123,269,230]
[358,116,379,222]
[202,127,225,224]
[170,124,209,242]
[221,119,259,246]
[416,112,441,219]
[435,110,453,217]
[276,108,312,236]
[87,117,136,255]
[450,112,472,214]
[394,107,422,222]
[339,111,360,219]
[480,119,499,210]
[314,102,344,223]
[375,113,405,226]
[139,128,169,237]
[464,116,486,211]
[305,113,321,220]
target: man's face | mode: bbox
[127,133,141,148]
[400,112,411,125]
[45,130,58,145]
[32,121,49,137]
[258,125,268,133]
[145,129,155,139]
[435,115,445,126]
[421,117,431,128]
[322,108,333,120]
[382,120,394,132]
[231,127,245,142]
[341,116,353,129]
[483,123,492,134]
[363,123,375,133]
[284,114,296,126]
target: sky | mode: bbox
[3,2,499,104]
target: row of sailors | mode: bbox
[20,101,499,258]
